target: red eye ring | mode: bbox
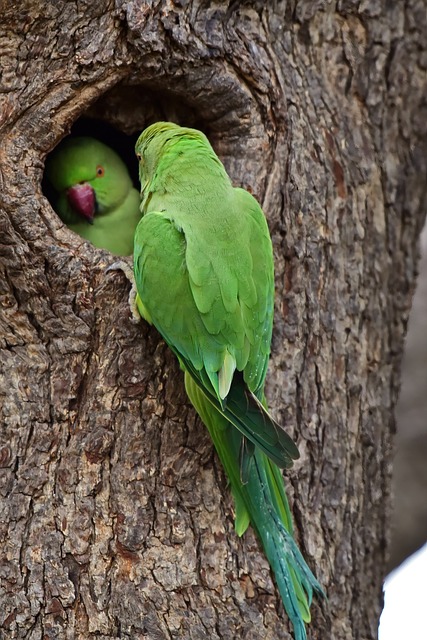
[96,165,105,177]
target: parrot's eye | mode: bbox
[136,153,142,162]
[96,165,105,177]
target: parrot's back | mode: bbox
[137,138,275,399]
[134,124,299,469]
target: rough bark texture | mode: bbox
[0,2,426,639]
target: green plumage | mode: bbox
[45,136,141,255]
[133,122,323,639]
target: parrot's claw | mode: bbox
[106,260,134,281]
[106,260,141,324]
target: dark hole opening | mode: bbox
[43,83,206,197]
[42,83,207,254]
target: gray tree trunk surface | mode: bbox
[0,2,426,639]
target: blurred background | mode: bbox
[380,223,427,638]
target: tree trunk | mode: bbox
[0,2,426,639]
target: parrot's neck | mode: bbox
[150,150,230,200]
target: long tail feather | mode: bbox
[185,372,324,640]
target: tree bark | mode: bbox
[0,2,426,639]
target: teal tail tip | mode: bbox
[249,456,325,640]
[269,524,325,640]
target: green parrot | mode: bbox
[129,122,323,639]
[45,136,141,255]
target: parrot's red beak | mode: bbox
[67,183,95,224]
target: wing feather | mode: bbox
[133,201,298,468]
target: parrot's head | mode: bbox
[135,122,182,193]
[45,136,133,225]
[135,122,217,207]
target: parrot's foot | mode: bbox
[106,260,141,324]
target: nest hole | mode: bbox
[44,82,208,192]
[43,83,209,253]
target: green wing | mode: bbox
[231,187,275,394]
[133,201,299,469]
[136,187,274,391]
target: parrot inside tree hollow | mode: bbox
[45,136,141,256]
[127,122,324,639]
